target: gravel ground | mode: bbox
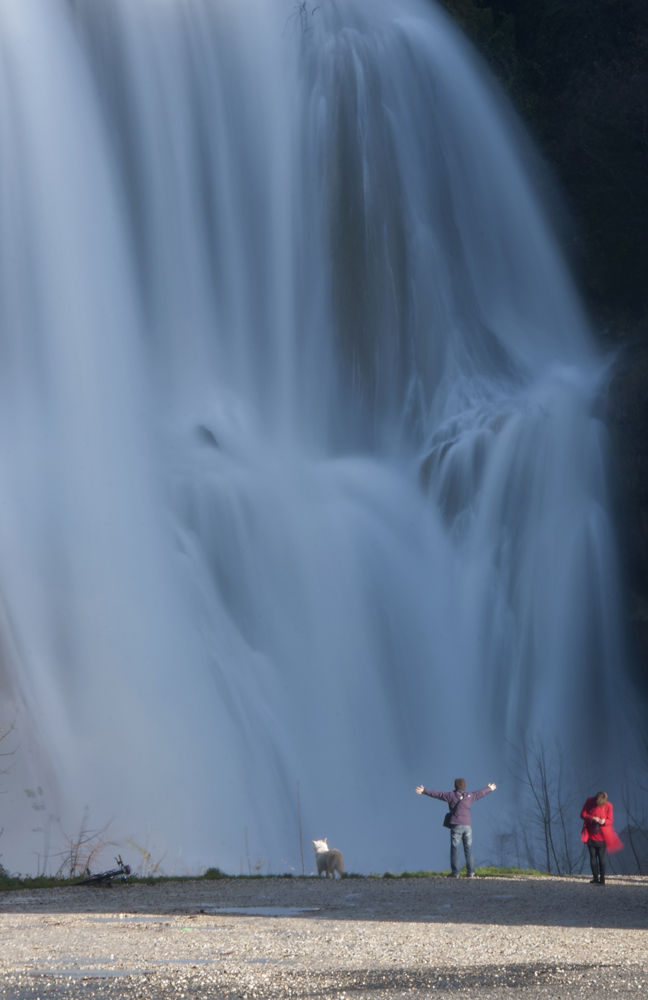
[0,875,646,998]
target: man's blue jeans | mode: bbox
[450,824,475,875]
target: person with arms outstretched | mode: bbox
[416,778,496,877]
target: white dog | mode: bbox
[313,839,345,878]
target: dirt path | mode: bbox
[1,875,647,998]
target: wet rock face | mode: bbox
[607,341,648,692]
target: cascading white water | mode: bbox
[0,0,633,873]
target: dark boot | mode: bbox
[590,877,599,883]
[599,875,605,885]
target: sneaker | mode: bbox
[446,873,459,878]
[466,872,476,878]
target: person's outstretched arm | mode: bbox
[415,785,452,801]
[470,783,497,801]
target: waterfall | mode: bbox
[0,0,633,873]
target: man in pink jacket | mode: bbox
[416,778,496,877]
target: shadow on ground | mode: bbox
[0,875,647,929]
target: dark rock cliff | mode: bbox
[608,346,648,692]
[438,0,648,688]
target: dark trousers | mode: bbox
[587,839,606,879]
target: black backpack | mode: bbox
[443,792,464,828]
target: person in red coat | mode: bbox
[580,791,623,885]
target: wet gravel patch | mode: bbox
[0,875,646,998]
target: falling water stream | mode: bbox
[0,0,633,871]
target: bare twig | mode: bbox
[25,788,56,877]
[619,766,648,875]
[508,736,586,875]
[52,808,118,879]
[127,838,167,878]
[297,780,305,876]
[0,714,18,785]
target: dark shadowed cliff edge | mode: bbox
[437,0,648,691]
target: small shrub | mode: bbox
[203,867,225,880]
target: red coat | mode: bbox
[580,798,623,853]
